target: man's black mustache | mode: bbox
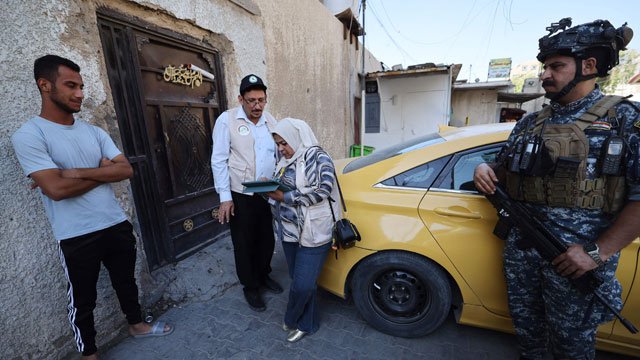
[542,80,556,87]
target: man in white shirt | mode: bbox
[211,74,283,311]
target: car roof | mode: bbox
[341,122,516,175]
[438,123,515,141]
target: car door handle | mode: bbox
[434,207,481,219]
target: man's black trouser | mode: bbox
[58,221,142,356]
[229,191,275,290]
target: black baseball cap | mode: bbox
[239,74,267,95]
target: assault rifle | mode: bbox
[487,186,638,334]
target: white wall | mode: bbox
[364,72,451,150]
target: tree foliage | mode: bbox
[511,74,528,92]
[596,50,640,94]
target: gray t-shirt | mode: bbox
[12,116,127,241]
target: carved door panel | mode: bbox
[97,14,227,268]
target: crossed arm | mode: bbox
[30,154,133,201]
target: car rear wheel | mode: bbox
[351,251,451,337]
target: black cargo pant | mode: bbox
[229,191,275,291]
[58,221,142,356]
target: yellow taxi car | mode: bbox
[317,123,640,357]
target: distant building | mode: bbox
[451,78,545,126]
[451,80,514,126]
[510,60,541,78]
[520,77,548,114]
[362,64,462,149]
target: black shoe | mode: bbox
[263,276,283,294]
[243,288,266,312]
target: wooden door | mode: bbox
[97,13,228,268]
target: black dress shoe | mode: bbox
[263,276,283,294]
[243,288,266,312]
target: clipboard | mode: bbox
[241,180,293,193]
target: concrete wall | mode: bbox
[257,0,382,159]
[451,89,502,126]
[365,72,451,149]
[0,0,376,358]
[520,77,547,116]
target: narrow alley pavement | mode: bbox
[85,237,634,360]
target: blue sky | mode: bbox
[361,0,639,81]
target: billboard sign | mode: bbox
[488,58,512,79]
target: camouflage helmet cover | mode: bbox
[537,18,633,76]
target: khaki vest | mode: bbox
[505,95,627,213]
[295,148,343,247]
[227,107,277,194]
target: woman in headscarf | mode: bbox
[264,118,342,342]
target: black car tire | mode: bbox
[351,251,452,337]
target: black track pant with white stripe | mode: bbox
[58,221,142,356]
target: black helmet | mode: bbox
[537,18,633,76]
[536,18,633,101]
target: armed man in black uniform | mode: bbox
[474,19,640,359]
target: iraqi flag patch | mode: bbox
[586,121,612,131]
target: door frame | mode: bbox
[96,8,228,269]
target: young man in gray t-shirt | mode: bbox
[12,55,173,359]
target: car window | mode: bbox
[380,156,451,189]
[343,133,445,174]
[440,146,502,191]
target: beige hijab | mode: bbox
[272,118,319,173]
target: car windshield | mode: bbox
[343,132,445,174]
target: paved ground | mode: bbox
[83,237,634,360]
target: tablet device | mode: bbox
[241,180,293,193]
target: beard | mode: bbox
[50,85,81,114]
[542,80,560,100]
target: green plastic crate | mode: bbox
[349,145,375,157]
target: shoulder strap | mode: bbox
[575,95,627,130]
[333,170,347,212]
[533,106,553,128]
[305,146,348,213]
[621,97,640,113]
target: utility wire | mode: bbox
[376,0,481,47]
[367,1,417,64]
[466,0,501,80]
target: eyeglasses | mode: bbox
[243,97,267,107]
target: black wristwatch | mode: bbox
[584,243,605,266]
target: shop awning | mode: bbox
[497,92,545,103]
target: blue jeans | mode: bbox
[282,241,331,334]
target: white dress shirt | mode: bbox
[211,106,276,202]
